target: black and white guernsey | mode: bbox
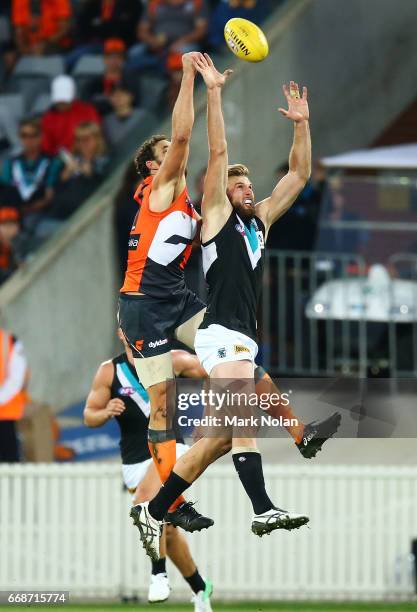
[199,210,265,342]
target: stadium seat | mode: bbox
[6,56,65,112]
[30,93,52,116]
[0,16,10,43]
[72,55,104,77]
[0,93,25,121]
[13,55,65,78]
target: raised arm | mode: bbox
[150,53,198,212]
[193,53,233,242]
[83,361,125,428]
[256,81,311,234]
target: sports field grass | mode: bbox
[1,603,416,611]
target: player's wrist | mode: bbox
[294,118,309,126]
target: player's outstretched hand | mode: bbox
[105,398,126,419]
[193,53,233,89]
[182,51,203,75]
[278,81,309,123]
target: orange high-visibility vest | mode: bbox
[0,330,28,421]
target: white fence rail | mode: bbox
[0,464,416,602]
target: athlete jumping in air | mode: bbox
[134,54,340,561]
[84,331,213,611]
[118,51,213,533]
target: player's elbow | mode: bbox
[209,142,228,158]
[171,134,191,147]
[83,409,94,428]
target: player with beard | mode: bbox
[133,54,340,561]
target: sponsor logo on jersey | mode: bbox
[119,386,135,396]
[135,340,144,351]
[149,338,168,349]
[128,234,141,250]
[217,347,227,358]
[235,223,245,236]
[234,344,250,355]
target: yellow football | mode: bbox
[224,18,269,63]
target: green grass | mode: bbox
[1,603,416,611]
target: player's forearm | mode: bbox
[288,120,311,183]
[207,87,227,156]
[83,407,109,428]
[172,71,195,143]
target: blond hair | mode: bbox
[74,121,106,156]
[227,164,249,178]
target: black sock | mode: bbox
[184,569,206,595]
[148,472,191,521]
[151,557,166,575]
[232,451,274,515]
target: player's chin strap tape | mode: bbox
[254,365,267,384]
[148,428,176,443]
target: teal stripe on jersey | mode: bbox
[244,222,259,254]
[120,363,149,402]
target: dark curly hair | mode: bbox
[134,134,168,178]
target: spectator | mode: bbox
[0,327,29,462]
[74,0,142,49]
[0,204,21,283]
[41,75,101,156]
[36,121,109,239]
[129,0,209,72]
[1,118,62,231]
[209,0,269,50]
[83,38,141,115]
[103,86,149,150]
[12,0,72,56]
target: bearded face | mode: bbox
[227,175,256,220]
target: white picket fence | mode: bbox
[0,463,416,602]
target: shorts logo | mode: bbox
[217,347,227,359]
[234,344,250,355]
[128,234,140,250]
[119,386,135,396]
[149,338,168,348]
[135,340,144,351]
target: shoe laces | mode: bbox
[179,501,201,518]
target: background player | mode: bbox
[84,331,213,611]
[118,52,211,532]
[134,54,340,560]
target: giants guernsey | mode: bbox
[200,211,265,342]
[121,176,198,297]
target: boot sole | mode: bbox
[130,507,159,562]
[252,515,309,536]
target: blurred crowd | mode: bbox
[0,0,273,285]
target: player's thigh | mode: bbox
[174,290,206,350]
[195,324,258,377]
[134,352,174,391]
